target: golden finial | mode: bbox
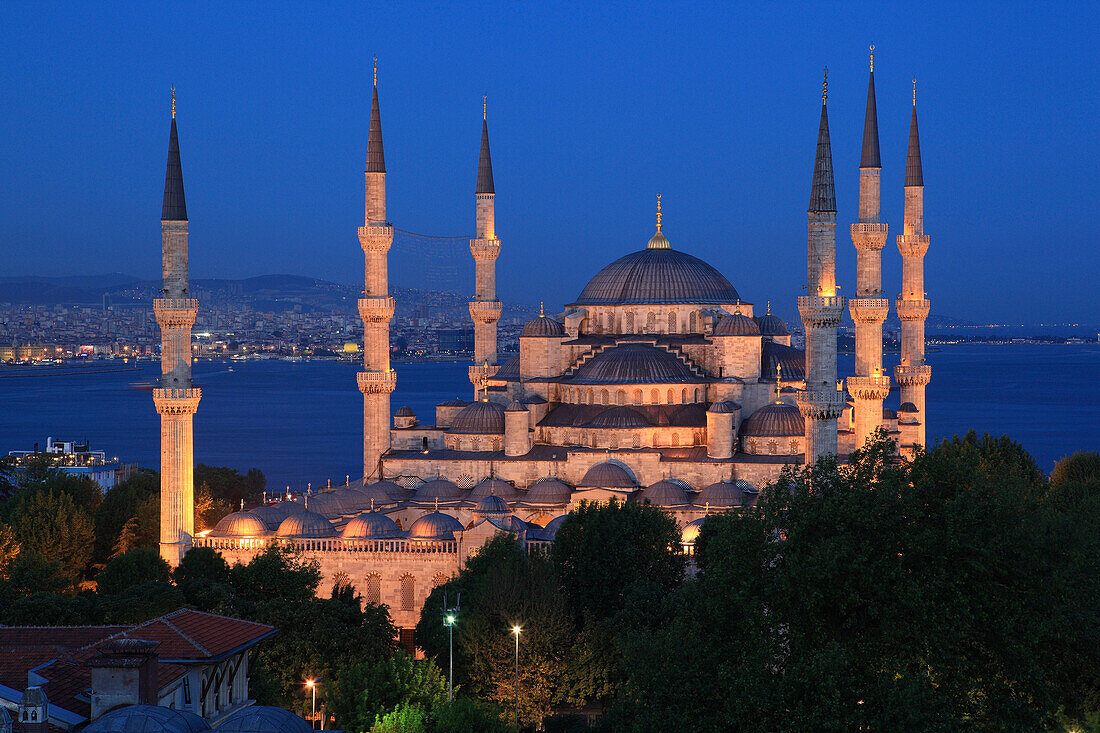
[869,44,875,72]
[734,298,742,315]
[373,57,378,87]
[171,87,176,118]
[912,77,917,106]
[775,362,783,402]
[766,300,771,315]
[655,193,662,230]
[822,66,828,102]
[539,301,544,317]
[483,95,487,120]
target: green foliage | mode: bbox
[9,489,94,581]
[97,547,172,596]
[98,581,184,624]
[194,483,232,533]
[1,553,72,597]
[245,467,267,496]
[194,464,258,507]
[1051,450,1100,488]
[328,653,446,732]
[176,546,232,584]
[5,456,103,516]
[369,703,427,733]
[93,469,159,564]
[0,522,20,577]
[2,592,97,625]
[229,545,321,607]
[431,696,508,733]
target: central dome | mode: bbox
[571,248,740,306]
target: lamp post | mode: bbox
[443,592,461,702]
[511,625,521,729]
[305,678,317,729]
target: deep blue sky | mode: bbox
[1,2,1095,325]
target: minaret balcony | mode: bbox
[469,300,502,324]
[896,234,930,258]
[358,225,394,253]
[358,297,396,323]
[894,363,932,387]
[850,222,889,250]
[470,239,501,260]
[153,387,202,414]
[847,374,891,401]
[849,298,890,324]
[154,299,199,329]
[895,298,930,321]
[796,388,846,420]
[357,370,397,395]
[798,295,845,328]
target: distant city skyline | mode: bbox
[0,2,1094,324]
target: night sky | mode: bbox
[1,2,1095,325]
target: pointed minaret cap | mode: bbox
[905,80,923,186]
[476,102,495,194]
[860,48,881,168]
[808,68,836,213]
[161,93,187,221]
[365,63,385,173]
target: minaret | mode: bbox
[895,79,931,449]
[847,47,891,449]
[797,69,846,464]
[154,89,201,567]
[357,61,397,480]
[468,97,502,398]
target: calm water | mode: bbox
[1,344,1097,489]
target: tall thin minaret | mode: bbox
[895,79,931,449]
[357,61,397,480]
[797,69,846,464]
[154,89,201,566]
[847,47,891,449]
[468,98,502,398]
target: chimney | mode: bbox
[89,638,160,720]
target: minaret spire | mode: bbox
[162,94,187,221]
[476,101,495,195]
[809,68,836,214]
[469,100,503,396]
[860,57,881,168]
[905,81,923,186]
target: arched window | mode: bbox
[581,430,589,446]
[681,388,688,404]
[650,388,659,404]
[646,312,656,331]
[609,435,618,450]
[633,389,642,404]
[400,574,415,611]
[768,440,779,455]
[667,312,676,333]
[672,433,680,447]
[616,390,626,405]
[625,312,635,332]
[632,433,641,448]
[689,311,698,332]
[586,389,594,404]
[694,388,700,402]
[432,572,448,587]
[600,389,609,405]
[365,574,381,605]
[471,437,480,451]
[667,388,674,404]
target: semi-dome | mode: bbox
[761,340,806,381]
[755,313,789,337]
[568,343,703,384]
[469,477,520,500]
[525,477,573,504]
[696,480,753,507]
[447,401,506,434]
[217,706,313,733]
[741,402,805,437]
[82,705,211,732]
[248,501,305,531]
[541,514,569,540]
[578,461,636,488]
[682,517,707,546]
[571,248,740,306]
[342,511,402,539]
[639,480,691,506]
[413,478,466,503]
[586,406,651,428]
[210,511,268,537]
[714,312,760,336]
[407,511,464,540]
[276,510,337,538]
[474,494,510,517]
[522,315,565,337]
[707,400,738,414]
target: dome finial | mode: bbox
[370,497,374,512]
[483,95,487,120]
[822,66,828,103]
[766,300,771,315]
[171,87,176,118]
[734,298,742,315]
[539,301,544,317]
[655,193,662,231]
[646,194,671,249]
[435,497,439,512]
[869,44,875,72]
[775,362,783,403]
[912,76,917,106]
[373,57,378,87]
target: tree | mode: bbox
[245,467,267,497]
[9,489,94,582]
[194,482,232,532]
[96,547,172,596]
[229,545,321,608]
[93,469,159,564]
[328,654,446,732]
[2,592,97,626]
[194,464,251,506]
[1051,450,1100,489]
[430,697,508,733]
[0,522,20,578]
[369,703,427,733]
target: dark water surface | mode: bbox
[1,343,1096,489]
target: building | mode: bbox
[170,56,932,637]
[6,438,121,490]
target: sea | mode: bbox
[1,343,1097,490]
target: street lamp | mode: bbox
[442,592,461,702]
[305,678,318,729]
[511,625,522,729]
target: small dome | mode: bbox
[407,511,464,540]
[249,501,305,530]
[541,514,569,539]
[525,478,573,505]
[521,316,565,337]
[330,487,370,514]
[578,461,636,488]
[587,406,650,428]
[898,402,919,413]
[217,706,312,733]
[523,395,548,405]
[755,313,789,337]
[741,402,805,437]
[413,478,466,503]
[761,340,806,381]
[639,480,691,507]
[682,517,707,545]
[707,400,737,414]
[505,400,528,412]
[356,482,396,507]
[395,405,415,417]
[882,408,898,419]
[82,705,211,732]
[474,494,510,516]
[447,401,506,434]
[276,510,337,538]
[342,512,402,539]
[370,480,410,501]
[697,480,753,507]
[714,312,760,336]
[469,477,519,500]
[210,511,267,537]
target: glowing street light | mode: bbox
[442,592,461,702]
[305,678,319,729]
[511,625,522,729]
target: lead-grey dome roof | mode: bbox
[541,514,569,539]
[407,511,464,540]
[447,401,506,434]
[469,477,520,500]
[578,462,636,488]
[276,510,337,538]
[210,511,268,537]
[216,706,312,733]
[639,480,691,506]
[741,403,805,437]
[525,477,572,505]
[697,480,754,507]
[522,315,566,337]
[342,511,403,539]
[714,312,760,336]
[755,313,789,336]
[571,248,740,306]
[587,406,651,428]
[413,478,466,503]
[567,343,704,384]
[82,705,210,732]
[249,501,305,530]
[474,494,510,516]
